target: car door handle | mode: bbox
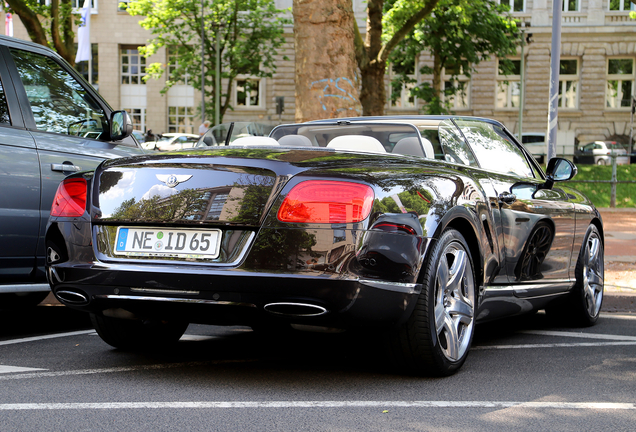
[51,163,81,173]
[498,192,516,205]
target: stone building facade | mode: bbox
[3,0,636,150]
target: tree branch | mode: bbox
[5,0,48,46]
[378,0,441,65]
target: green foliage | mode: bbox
[569,164,636,208]
[126,0,290,122]
[387,0,521,115]
[5,0,81,63]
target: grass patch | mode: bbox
[567,164,636,208]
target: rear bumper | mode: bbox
[48,264,422,329]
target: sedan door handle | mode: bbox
[51,163,81,173]
[498,192,516,205]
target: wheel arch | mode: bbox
[429,207,484,290]
[590,217,604,247]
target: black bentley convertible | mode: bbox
[45,116,604,376]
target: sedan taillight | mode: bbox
[51,178,87,217]
[277,180,374,224]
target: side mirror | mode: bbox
[540,157,577,190]
[110,110,133,141]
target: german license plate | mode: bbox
[114,227,221,259]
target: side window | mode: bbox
[10,48,107,139]
[438,120,478,166]
[455,119,534,178]
[0,78,11,124]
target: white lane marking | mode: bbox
[0,401,633,411]
[473,341,636,350]
[600,313,636,320]
[0,360,257,381]
[520,330,636,341]
[0,366,47,374]
[0,330,94,347]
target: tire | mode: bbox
[389,229,476,376]
[90,313,189,350]
[596,159,605,165]
[560,224,604,326]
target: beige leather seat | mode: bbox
[326,135,386,153]
[392,136,434,159]
[277,135,314,147]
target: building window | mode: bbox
[121,48,146,85]
[124,108,146,131]
[39,0,97,10]
[606,58,634,109]
[443,64,470,110]
[562,0,579,12]
[168,106,195,133]
[496,59,521,109]
[609,0,635,11]
[390,60,416,109]
[499,0,524,12]
[558,59,578,109]
[74,43,99,90]
[167,46,190,85]
[235,79,262,108]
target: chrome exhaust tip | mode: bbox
[55,290,88,305]
[263,302,328,317]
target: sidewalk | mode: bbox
[598,208,636,314]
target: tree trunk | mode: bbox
[292,0,361,122]
[359,62,386,116]
[432,52,442,101]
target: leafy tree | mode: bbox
[354,0,442,116]
[4,0,78,64]
[292,0,441,120]
[389,0,520,115]
[126,0,290,123]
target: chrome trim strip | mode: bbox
[0,283,50,293]
[358,279,421,295]
[94,295,256,308]
[130,287,199,295]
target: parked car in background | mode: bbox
[197,122,274,147]
[154,133,200,151]
[46,115,603,376]
[132,130,146,144]
[0,35,141,308]
[574,141,630,165]
[518,132,546,164]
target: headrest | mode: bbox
[277,135,313,147]
[229,137,279,146]
[392,136,434,159]
[326,135,386,153]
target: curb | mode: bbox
[603,293,636,314]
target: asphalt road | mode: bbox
[1,305,635,431]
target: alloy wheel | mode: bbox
[582,231,604,317]
[434,242,475,362]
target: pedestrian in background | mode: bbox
[145,129,155,142]
[199,120,211,136]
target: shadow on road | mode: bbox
[0,305,92,339]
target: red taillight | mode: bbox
[277,180,374,224]
[372,223,418,235]
[51,178,87,217]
